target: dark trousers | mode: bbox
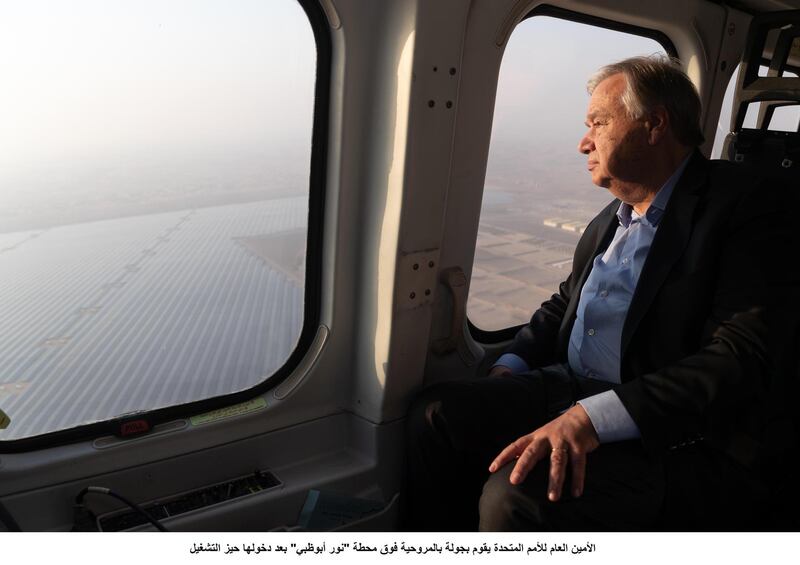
[404,365,768,531]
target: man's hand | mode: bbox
[488,404,599,501]
[488,365,512,378]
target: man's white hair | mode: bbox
[587,54,705,146]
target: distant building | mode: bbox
[561,221,588,233]
[543,217,568,228]
[544,218,589,234]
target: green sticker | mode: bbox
[190,397,267,426]
[0,409,10,430]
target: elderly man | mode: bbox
[406,55,792,531]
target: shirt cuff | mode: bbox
[493,353,530,375]
[577,390,640,443]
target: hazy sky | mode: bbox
[2,5,795,232]
[0,0,315,197]
[491,17,667,148]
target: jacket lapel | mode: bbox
[619,151,707,363]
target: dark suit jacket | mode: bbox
[505,150,796,471]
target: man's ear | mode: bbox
[644,106,669,145]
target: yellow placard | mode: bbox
[189,397,267,427]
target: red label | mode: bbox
[119,420,150,436]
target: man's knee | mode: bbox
[479,465,550,531]
[480,444,665,531]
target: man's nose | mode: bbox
[578,132,593,154]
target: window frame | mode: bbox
[0,0,332,453]
[468,4,677,344]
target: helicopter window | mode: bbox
[0,0,320,443]
[711,66,799,158]
[767,103,800,132]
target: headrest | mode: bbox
[723,128,800,182]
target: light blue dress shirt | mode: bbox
[495,156,691,442]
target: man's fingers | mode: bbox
[488,437,530,473]
[509,440,546,485]
[489,408,599,498]
[547,446,569,501]
[570,452,587,498]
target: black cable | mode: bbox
[0,498,21,532]
[76,486,168,532]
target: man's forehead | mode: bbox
[586,75,626,117]
[596,72,627,92]
[589,74,626,102]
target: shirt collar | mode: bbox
[616,153,692,228]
